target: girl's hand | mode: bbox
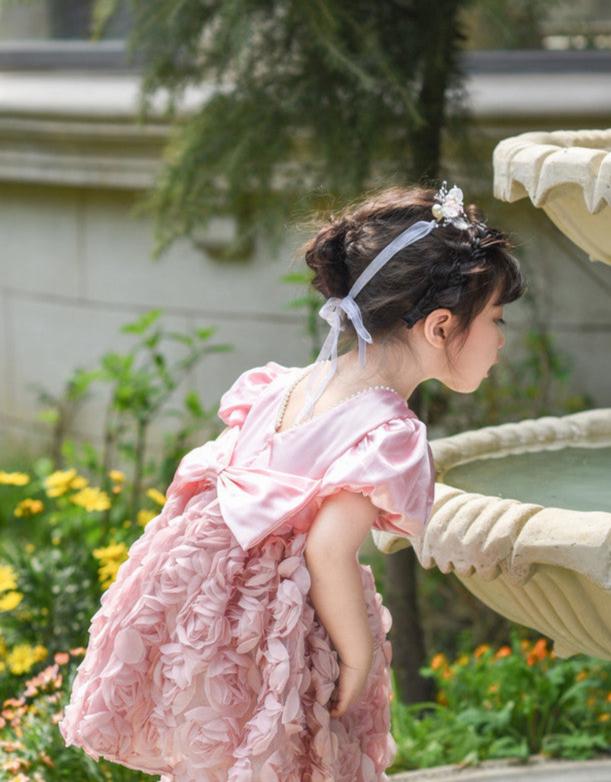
[329,654,373,718]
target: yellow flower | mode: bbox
[24,543,35,554]
[93,542,128,589]
[598,713,609,722]
[98,559,123,588]
[70,475,88,490]
[137,509,156,528]
[109,470,125,483]
[14,499,44,518]
[0,565,18,593]
[70,487,111,512]
[6,643,47,675]
[93,542,127,561]
[430,653,447,671]
[44,469,77,498]
[457,654,470,667]
[0,591,23,612]
[146,488,166,506]
[0,472,30,486]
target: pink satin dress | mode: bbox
[59,361,436,782]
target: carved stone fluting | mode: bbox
[372,408,611,660]
[492,128,611,264]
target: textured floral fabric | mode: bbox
[59,361,436,781]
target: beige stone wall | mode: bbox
[0,184,309,453]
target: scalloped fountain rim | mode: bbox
[492,129,611,214]
[372,407,611,592]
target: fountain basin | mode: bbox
[372,408,611,660]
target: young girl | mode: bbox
[59,182,525,782]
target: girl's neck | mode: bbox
[311,345,421,402]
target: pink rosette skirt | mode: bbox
[59,483,397,781]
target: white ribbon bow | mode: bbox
[294,295,372,426]
[319,295,373,368]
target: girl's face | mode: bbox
[443,293,506,393]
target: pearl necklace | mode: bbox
[274,367,403,435]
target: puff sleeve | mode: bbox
[217,361,288,428]
[319,416,436,538]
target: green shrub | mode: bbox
[388,632,611,772]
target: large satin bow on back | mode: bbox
[166,427,322,551]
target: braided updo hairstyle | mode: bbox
[301,184,526,357]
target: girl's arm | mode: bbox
[304,490,379,669]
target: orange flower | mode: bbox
[474,644,490,658]
[526,638,548,665]
[431,653,447,671]
[441,668,453,680]
[495,646,512,659]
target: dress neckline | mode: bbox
[273,364,410,437]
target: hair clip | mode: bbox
[432,181,470,230]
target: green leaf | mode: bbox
[194,326,217,341]
[167,331,194,346]
[184,390,204,417]
[280,271,312,284]
[37,408,60,425]
[121,309,163,335]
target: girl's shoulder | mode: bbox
[217,361,295,428]
[319,411,436,538]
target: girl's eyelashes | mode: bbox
[495,318,506,326]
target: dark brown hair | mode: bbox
[300,184,526,357]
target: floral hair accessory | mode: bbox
[431,181,470,230]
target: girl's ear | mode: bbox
[423,308,454,349]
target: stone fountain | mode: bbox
[373,129,611,661]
